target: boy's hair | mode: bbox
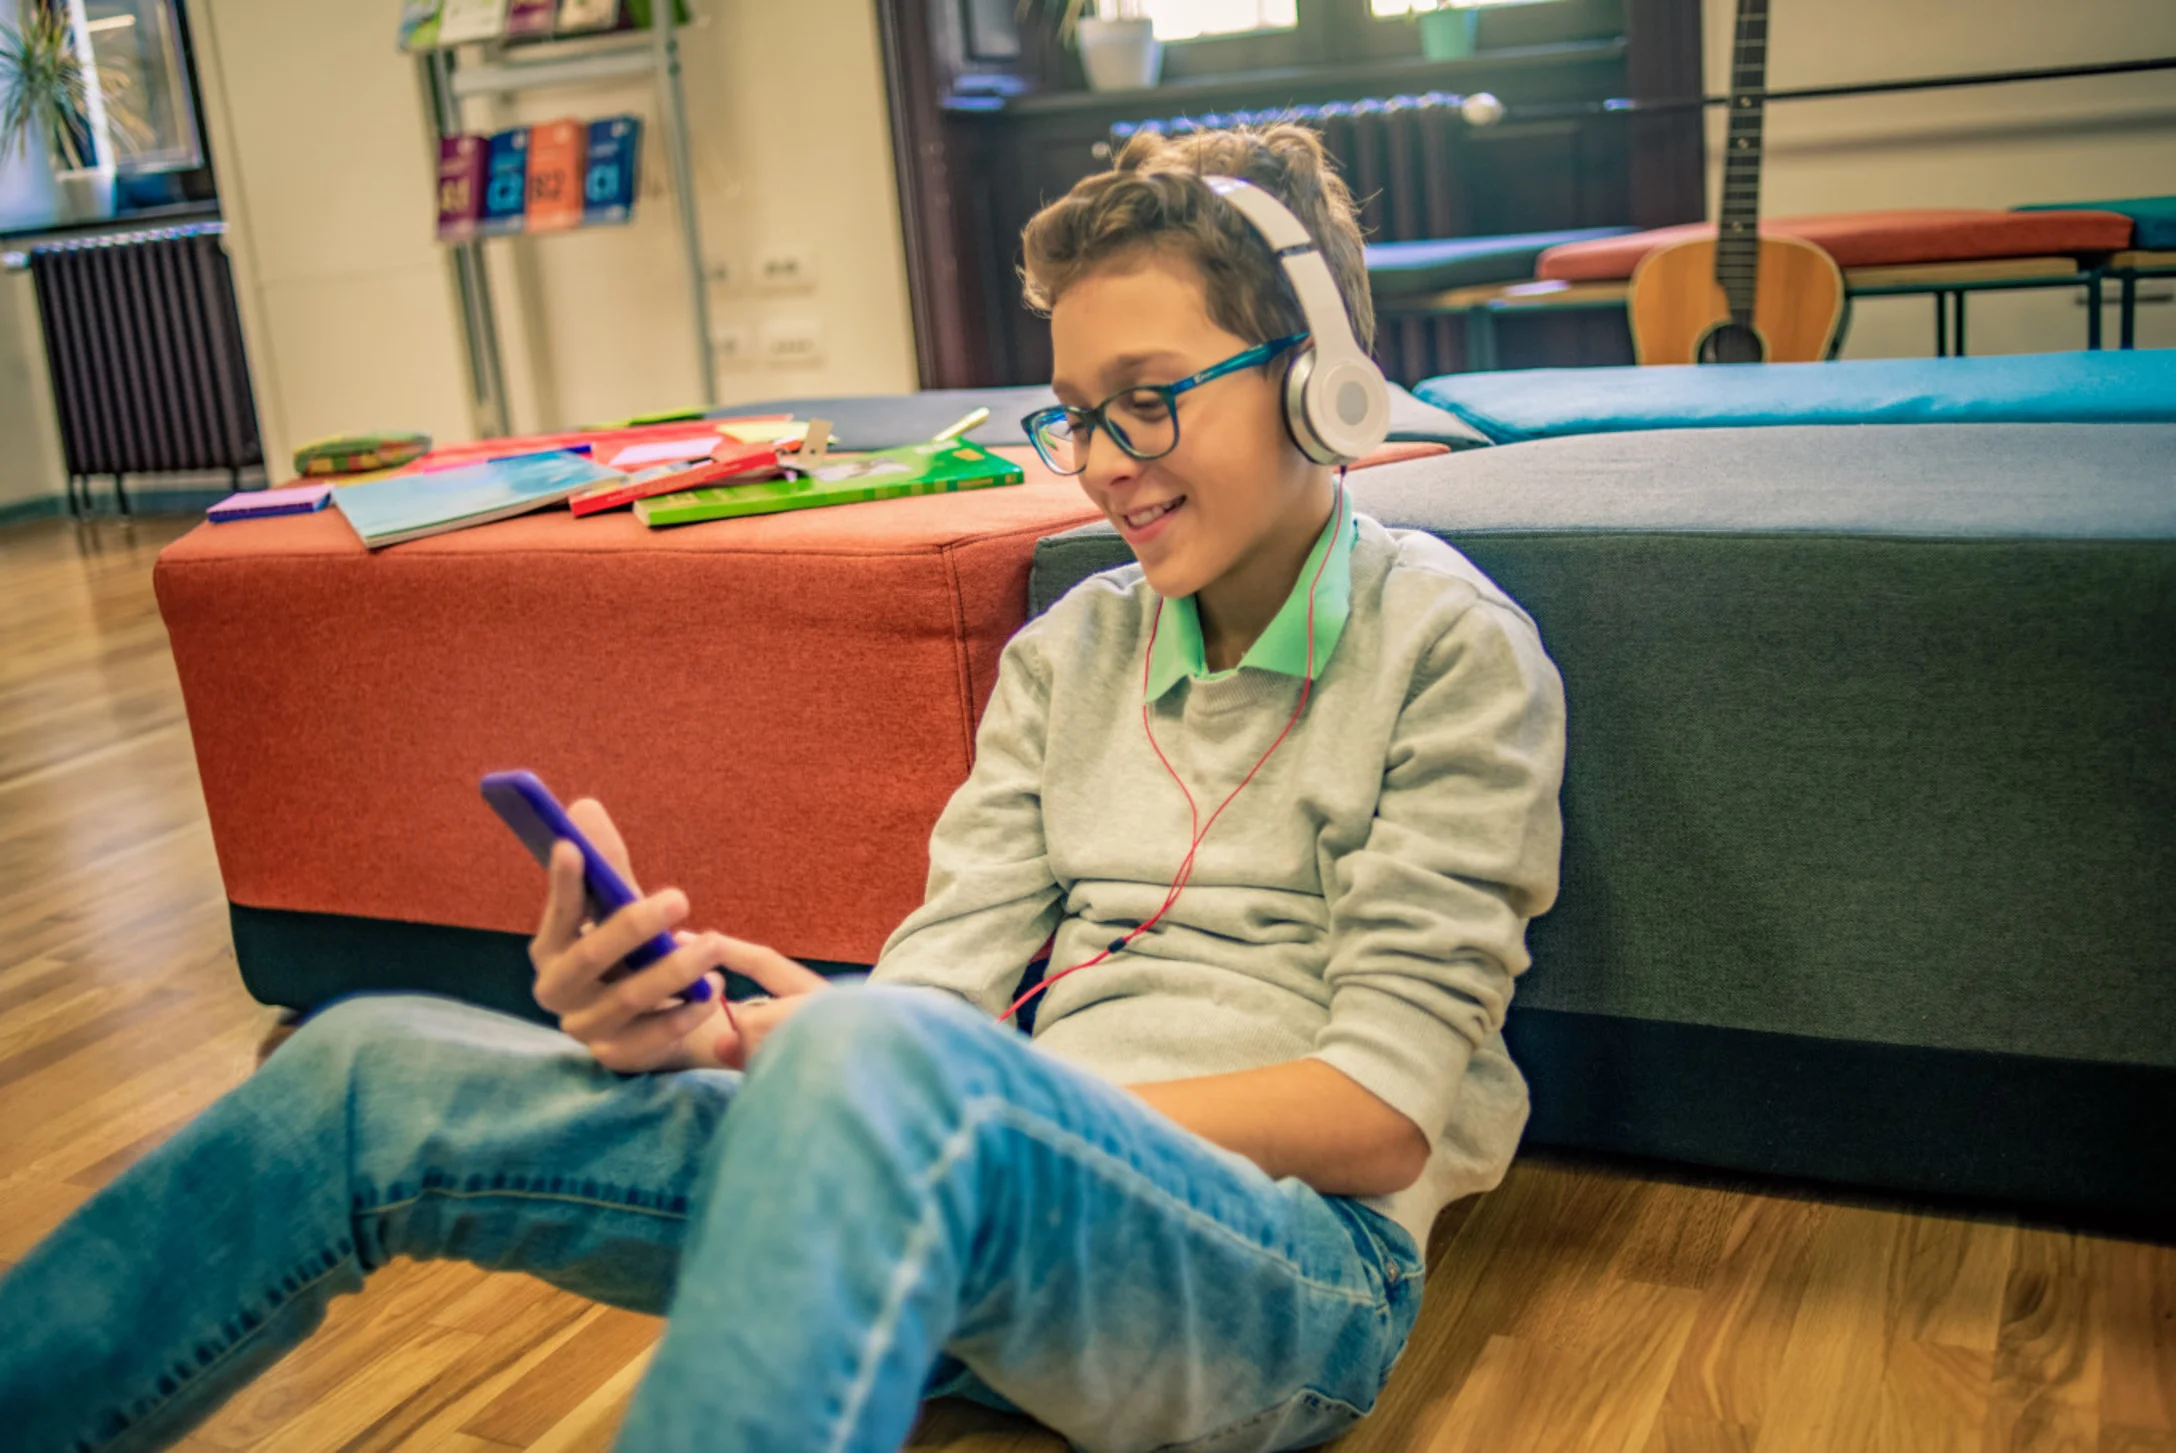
[1020,123,1375,354]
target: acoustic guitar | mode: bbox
[1628,0,1844,364]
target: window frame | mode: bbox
[1146,0,1343,81]
[1145,0,1626,80]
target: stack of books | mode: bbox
[208,412,1024,550]
[437,116,640,242]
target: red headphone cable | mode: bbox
[1000,475,1348,1024]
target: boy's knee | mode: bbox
[268,992,497,1094]
[277,993,406,1064]
[761,986,994,1089]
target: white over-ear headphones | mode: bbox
[1201,175,1390,467]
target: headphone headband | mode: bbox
[1201,176,1390,465]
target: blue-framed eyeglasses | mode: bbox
[1020,332,1308,476]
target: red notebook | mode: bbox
[568,439,782,516]
[525,119,586,233]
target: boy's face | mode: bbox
[1049,250,1322,602]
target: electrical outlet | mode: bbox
[711,323,752,367]
[756,248,817,292]
[760,319,825,366]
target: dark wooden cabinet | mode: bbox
[879,0,1704,389]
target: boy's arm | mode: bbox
[1121,601,1561,1200]
[1132,599,1562,1197]
[1296,597,1566,1191]
[1128,1060,1429,1198]
[867,626,1065,1014]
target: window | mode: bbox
[1099,0,1299,42]
[83,0,203,172]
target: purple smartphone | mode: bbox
[480,770,713,1002]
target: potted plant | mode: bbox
[0,0,143,224]
[1022,1,1163,94]
[1407,0,1480,60]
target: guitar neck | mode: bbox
[1716,0,1769,323]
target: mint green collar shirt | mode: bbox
[1145,497,1359,700]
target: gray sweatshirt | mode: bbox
[869,512,1566,1248]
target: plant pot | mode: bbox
[52,166,117,225]
[1417,7,1479,60]
[1077,16,1162,93]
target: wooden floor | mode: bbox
[0,512,2169,1453]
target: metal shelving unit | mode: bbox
[418,10,715,438]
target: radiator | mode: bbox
[28,223,262,516]
[1113,97,1491,385]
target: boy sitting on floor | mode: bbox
[0,123,1564,1453]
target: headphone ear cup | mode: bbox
[1307,352,1392,464]
[1281,346,1342,466]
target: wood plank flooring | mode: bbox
[2,513,2170,1452]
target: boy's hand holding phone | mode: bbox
[529,797,735,1073]
[518,791,829,1073]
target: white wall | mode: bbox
[186,0,474,478]
[189,0,918,460]
[1704,0,2176,357]
[0,269,68,512]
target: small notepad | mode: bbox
[208,484,334,522]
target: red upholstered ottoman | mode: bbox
[1535,207,2136,281]
[156,449,1102,984]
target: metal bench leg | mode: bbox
[1465,306,1500,372]
[2121,273,2137,350]
[1828,293,1855,359]
[1954,292,1967,358]
[2087,273,2104,350]
[1934,292,1947,357]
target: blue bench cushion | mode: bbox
[2017,195,2176,251]
[1413,351,2176,444]
[1365,227,1636,298]
[714,381,1493,451]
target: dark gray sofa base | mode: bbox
[229,902,867,1024]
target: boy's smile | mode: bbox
[1116,494,1185,545]
[1050,251,1336,670]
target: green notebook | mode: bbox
[633,440,1023,527]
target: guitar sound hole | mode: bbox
[1698,323,1767,364]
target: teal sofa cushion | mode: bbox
[1413,351,2176,444]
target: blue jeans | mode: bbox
[0,985,1422,1453]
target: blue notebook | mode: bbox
[480,127,530,236]
[334,451,618,549]
[584,116,642,225]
